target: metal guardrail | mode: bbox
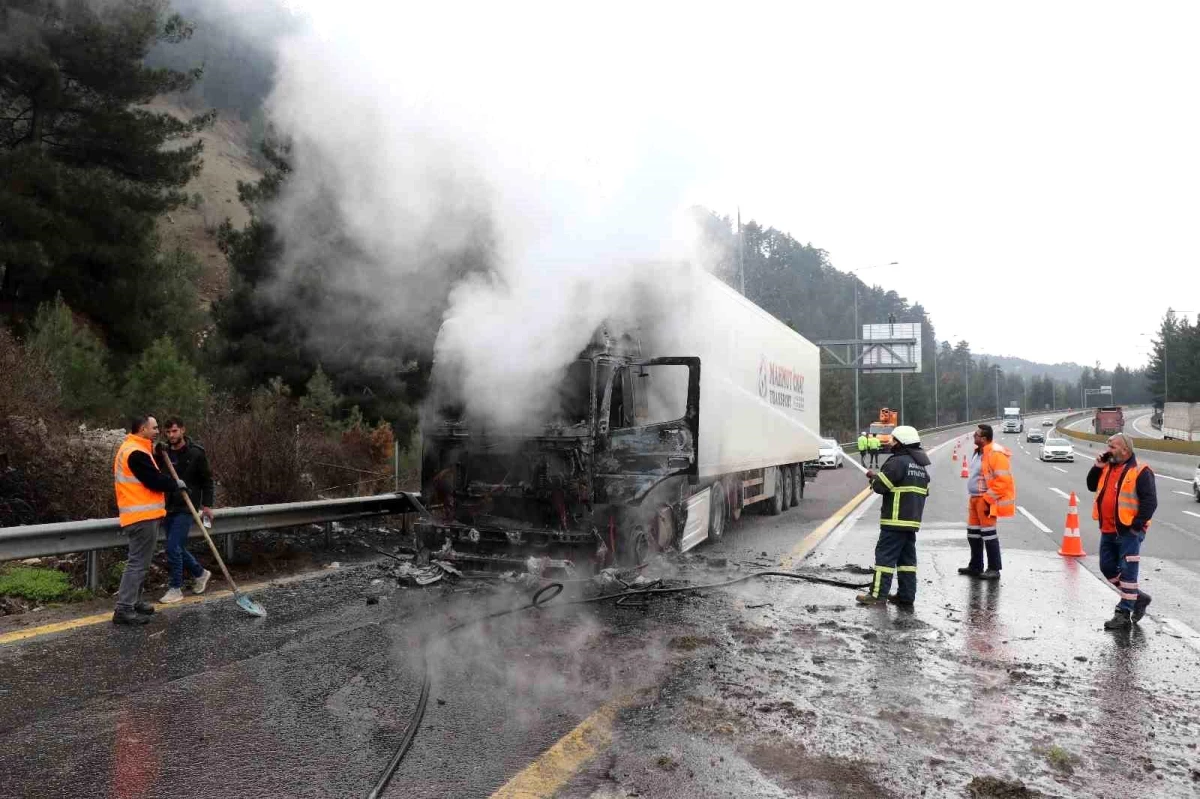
[0,492,424,591]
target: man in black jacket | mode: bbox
[154,417,214,603]
[857,425,932,607]
[1086,433,1157,630]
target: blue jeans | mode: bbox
[164,513,205,589]
[1099,531,1146,613]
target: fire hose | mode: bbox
[364,568,870,799]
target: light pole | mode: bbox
[993,365,1001,417]
[931,328,939,427]
[849,261,898,434]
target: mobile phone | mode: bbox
[1099,452,1112,463]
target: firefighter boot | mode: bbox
[1104,611,1133,631]
[855,592,887,606]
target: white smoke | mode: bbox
[262,2,725,428]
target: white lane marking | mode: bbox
[1157,474,1192,484]
[1053,466,1068,474]
[813,493,879,557]
[1184,511,1200,520]
[1049,487,1070,499]
[1158,617,1200,655]
[1017,506,1052,533]
[1174,491,1193,497]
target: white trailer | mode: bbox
[1162,402,1200,442]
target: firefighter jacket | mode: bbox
[871,446,931,532]
[977,441,1016,518]
[1087,457,1157,534]
[113,434,175,527]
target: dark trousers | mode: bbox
[859,449,867,466]
[164,512,206,589]
[1099,532,1146,613]
[870,527,917,601]
[869,450,880,467]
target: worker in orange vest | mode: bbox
[112,415,187,626]
[958,424,1015,580]
[1087,433,1157,630]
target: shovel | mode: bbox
[159,449,266,618]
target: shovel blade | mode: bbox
[235,592,267,618]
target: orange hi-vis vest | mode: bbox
[113,433,166,527]
[981,441,1016,517]
[1092,462,1151,532]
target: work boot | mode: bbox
[855,592,886,606]
[159,587,184,604]
[1133,593,1152,623]
[112,609,151,626]
[1104,611,1132,631]
[192,569,212,595]
[957,567,982,577]
[887,595,915,608]
[134,601,156,615]
[978,570,1001,581]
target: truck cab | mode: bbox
[1002,407,1023,433]
[869,408,899,446]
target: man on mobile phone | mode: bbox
[1087,433,1157,630]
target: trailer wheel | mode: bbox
[767,468,784,516]
[709,484,727,541]
[727,478,743,523]
[791,466,804,506]
[781,465,794,510]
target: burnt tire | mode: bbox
[622,525,650,567]
[766,468,784,516]
[709,483,727,541]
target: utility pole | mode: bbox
[994,366,1001,417]
[964,354,970,422]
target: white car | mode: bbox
[818,439,845,469]
[1040,438,1075,462]
[1193,462,1200,502]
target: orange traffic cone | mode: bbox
[960,461,969,478]
[952,452,958,461]
[1058,491,1086,557]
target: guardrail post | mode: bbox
[222,533,235,561]
[86,550,101,593]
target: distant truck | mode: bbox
[1093,406,1125,436]
[1151,402,1164,430]
[1002,407,1023,433]
[1162,402,1200,442]
[419,264,823,568]
[869,408,899,447]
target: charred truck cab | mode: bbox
[419,265,823,569]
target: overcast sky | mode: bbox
[292,0,1200,370]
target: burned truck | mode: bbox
[418,264,823,568]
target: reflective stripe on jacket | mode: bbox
[868,437,881,451]
[871,448,931,531]
[1092,462,1152,532]
[980,441,1016,517]
[113,434,166,527]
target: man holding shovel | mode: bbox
[112,415,188,626]
[154,417,213,603]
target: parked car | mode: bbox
[1193,462,1200,502]
[818,439,844,469]
[1026,431,1045,443]
[1040,438,1075,462]
[1041,419,1054,427]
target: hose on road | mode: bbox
[365,567,870,798]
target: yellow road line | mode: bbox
[0,581,274,646]
[490,700,619,798]
[779,486,873,569]
[489,486,876,798]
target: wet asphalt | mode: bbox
[3,420,1199,798]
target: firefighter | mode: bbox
[857,431,869,466]
[856,426,931,607]
[867,433,882,467]
[958,424,1015,580]
[1087,433,1157,630]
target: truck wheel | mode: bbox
[792,466,804,506]
[728,478,743,522]
[622,525,650,567]
[781,466,794,510]
[653,505,676,550]
[767,468,784,516]
[709,484,727,541]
